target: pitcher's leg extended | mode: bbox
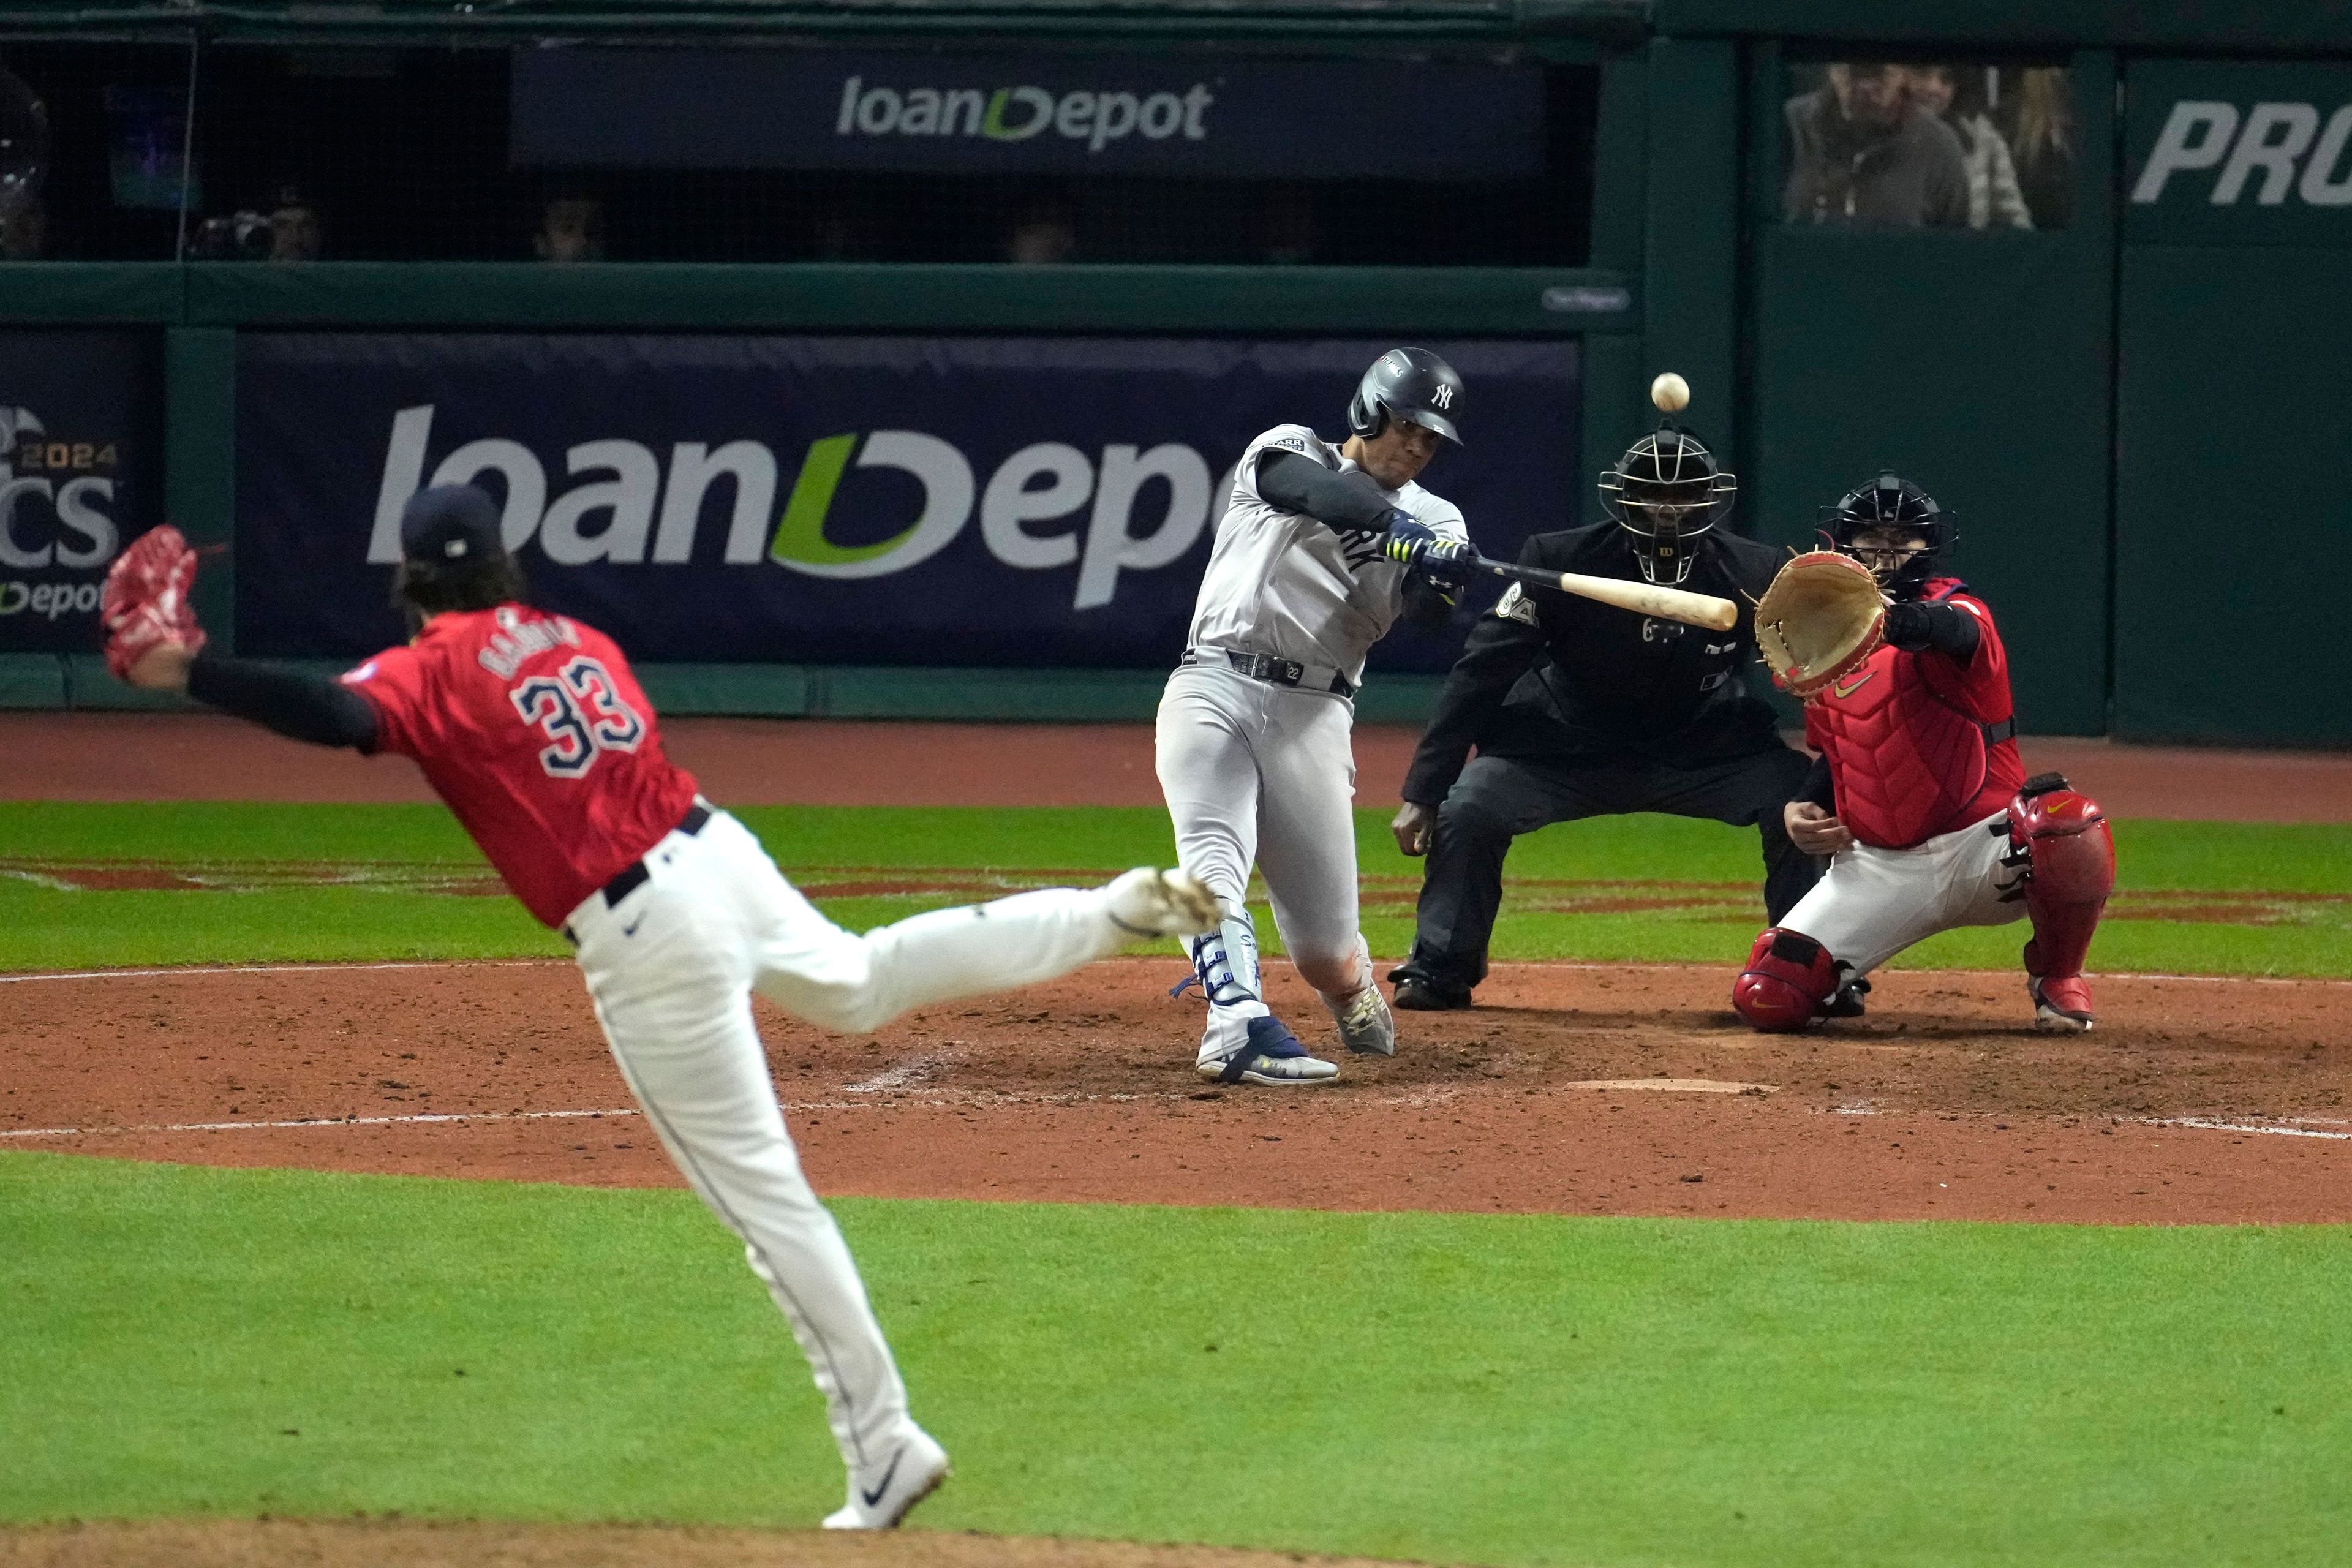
[574,895,932,1520]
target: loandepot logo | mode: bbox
[834,74,1216,153]
[369,406,1219,609]
[2134,100,2352,205]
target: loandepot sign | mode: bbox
[2126,61,2352,241]
[367,407,1219,611]
[833,74,1216,153]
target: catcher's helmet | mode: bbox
[1599,426,1737,586]
[1347,347,1464,447]
[1824,472,1954,600]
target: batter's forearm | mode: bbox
[187,653,380,752]
[1256,450,1396,539]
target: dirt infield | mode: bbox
[0,1519,1419,1568]
[9,957,2347,1226]
[9,711,2352,820]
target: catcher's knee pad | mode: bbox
[2005,774,2115,979]
[1732,928,1841,1032]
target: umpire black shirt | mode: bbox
[1402,523,1790,805]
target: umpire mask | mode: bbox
[1599,428,1737,586]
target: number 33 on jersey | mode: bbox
[339,603,701,926]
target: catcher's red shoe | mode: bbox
[2029,974,2096,1033]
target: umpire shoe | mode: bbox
[1329,984,1396,1057]
[2029,974,2096,1033]
[1392,978,1470,1012]
[1104,868,1223,938]
[1200,1015,1340,1087]
[824,1425,951,1531]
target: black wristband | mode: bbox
[1883,600,1981,660]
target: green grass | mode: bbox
[6,804,2351,976]
[3,1153,2346,1566]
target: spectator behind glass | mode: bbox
[1,193,45,259]
[2000,68,2076,231]
[269,187,322,262]
[1912,65,2032,230]
[1784,62,1970,228]
[1004,194,1077,264]
[533,194,604,263]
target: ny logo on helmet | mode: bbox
[1431,384,1454,409]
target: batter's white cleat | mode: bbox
[1198,1015,1340,1087]
[1104,868,1223,938]
[1328,983,1396,1057]
[823,1426,951,1531]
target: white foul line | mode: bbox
[0,1107,641,1139]
[2141,1117,2352,1141]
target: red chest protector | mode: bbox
[1804,581,2024,850]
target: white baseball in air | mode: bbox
[1650,372,1691,413]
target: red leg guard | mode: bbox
[2007,779,2116,980]
[1732,927,1841,1032]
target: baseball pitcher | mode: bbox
[99,488,1222,1530]
[1156,347,1477,1086]
[1733,473,2115,1031]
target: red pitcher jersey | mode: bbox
[1803,581,2023,850]
[339,604,701,926]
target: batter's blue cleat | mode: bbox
[1199,1015,1340,1087]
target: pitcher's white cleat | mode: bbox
[1104,868,1223,938]
[823,1426,951,1531]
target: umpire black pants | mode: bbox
[1388,747,1820,1003]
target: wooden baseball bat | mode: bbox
[1468,556,1740,632]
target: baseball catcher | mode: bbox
[1731,473,2114,1033]
[102,499,1222,1530]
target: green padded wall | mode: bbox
[1741,53,2117,737]
[2113,246,2352,745]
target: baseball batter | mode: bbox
[1156,348,1477,1086]
[101,488,1222,1531]
[1732,473,2115,1031]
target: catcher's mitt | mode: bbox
[100,524,206,681]
[1754,549,1885,699]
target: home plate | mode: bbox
[1565,1079,1777,1095]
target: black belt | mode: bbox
[1182,647,1356,698]
[564,802,710,945]
[1983,717,2016,744]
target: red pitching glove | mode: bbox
[100,524,207,681]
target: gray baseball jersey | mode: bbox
[1185,423,1468,687]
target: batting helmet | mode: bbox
[1598,426,1737,586]
[1347,348,1464,447]
[1824,472,1955,601]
